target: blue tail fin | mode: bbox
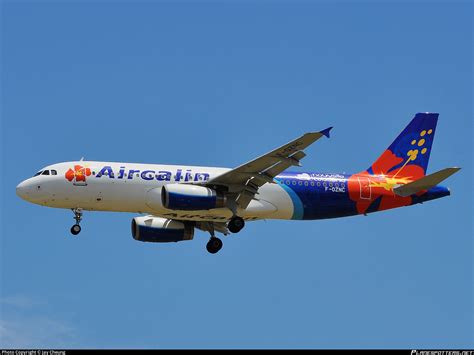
[367,113,438,177]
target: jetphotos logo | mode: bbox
[65,165,91,185]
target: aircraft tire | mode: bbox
[70,224,81,235]
[228,216,245,233]
[206,237,223,254]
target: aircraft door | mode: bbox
[357,176,372,200]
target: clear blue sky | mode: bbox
[1,0,472,349]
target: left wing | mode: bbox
[203,127,333,209]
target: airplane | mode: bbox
[16,113,460,254]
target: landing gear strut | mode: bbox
[70,208,83,235]
[228,216,245,233]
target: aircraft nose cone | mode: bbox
[16,180,29,200]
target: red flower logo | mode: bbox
[348,149,425,214]
[65,165,91,183]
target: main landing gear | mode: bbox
[204,222,223,254]
[203,216,245,254]
[70,208,83,235]
[228,216,245,234]
[206,237,223,254]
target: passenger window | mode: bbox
[42,170,50,175]
[51,170,57,175]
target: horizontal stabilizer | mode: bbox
[393,167,461,197]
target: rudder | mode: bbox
[366,113,438,178]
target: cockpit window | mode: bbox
[33,169,57,177]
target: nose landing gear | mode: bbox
[70,224,81,235]
[70,208,83,236]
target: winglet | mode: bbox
[319,127,333,138]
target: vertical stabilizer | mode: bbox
[367,113,438,178]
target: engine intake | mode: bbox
[161,184,226,211]
[131,216,194,243]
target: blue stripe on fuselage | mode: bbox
[276,178,304,220]
[276,171,450,220]
[276,172,357,220]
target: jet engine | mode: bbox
[161,184,226,211]
[131,216,194,243]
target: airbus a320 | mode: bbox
[17,113,460,254]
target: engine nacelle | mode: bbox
[161,184,226,211]
[131,216,194,243]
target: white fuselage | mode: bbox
[16,161,295,222]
